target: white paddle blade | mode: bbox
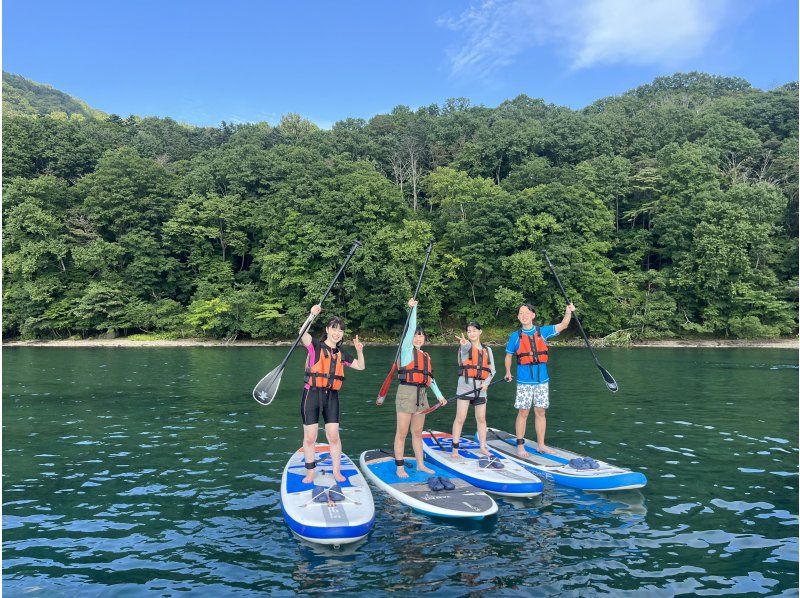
[252,367,284,405]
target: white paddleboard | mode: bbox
[421,431,543,497]
[360,450,498,519]
[280,444,375,545]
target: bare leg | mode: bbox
[325,423,345,482]
[475,404,489,456]
[451,400,470,459]
[533,407,553,453]
[302,424,319,483]
[394,412,412,478]
[411,413,434,474]
[515,409,531,458]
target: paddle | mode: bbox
[376,240,434,405]
[418,378,509,415]
[542,250,618,393]
[252,240,362,405]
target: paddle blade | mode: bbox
[598,365,618,393]
[252,366,285,405]
[376,362,397,405]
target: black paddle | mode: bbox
[252,240,362,405]
[376,240,434,405]
[542,250,618,393]
[418,378,509,415]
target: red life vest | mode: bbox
[516,328,549,365]
[459,345,491,381]
[305,344,345,390]
[398,349,433,387]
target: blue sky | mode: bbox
[4,0,797,128]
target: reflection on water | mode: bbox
[3,346,798,595]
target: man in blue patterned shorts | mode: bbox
[504,302,574,457]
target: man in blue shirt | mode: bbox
[504,302,574,457]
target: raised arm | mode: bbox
[300,304,321,347]
[554,303,576,334]
[399,299,417,365]
[348,335,366,370]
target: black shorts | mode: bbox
[301,387,340,425]
[457,394,487,407]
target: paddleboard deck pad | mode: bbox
[360,450,498,519]
[421,431,543,497]
[484,427,647,491]
[280,444,375,545]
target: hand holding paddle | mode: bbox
[252,240,361,405]
[542,250,618,393]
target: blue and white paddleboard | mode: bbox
[280,444,375,545]
[360,450,498,519]
[421,431,543,497]
[484,427,647,491]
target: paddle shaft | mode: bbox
[275,240,361,372]
[377,241,433,399]
[418,378,507,415]
[541,251,600,366]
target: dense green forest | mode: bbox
[3,71,798,341]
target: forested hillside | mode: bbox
[3,72,105,119]
[3,72,797,340]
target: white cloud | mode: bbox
[439,0,728,77]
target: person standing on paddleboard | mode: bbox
[300,304,365,483]
[504,302,574,457]
[394,298,447,478]
[451,321,495,459]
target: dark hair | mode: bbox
[414,326,428,342]
[321,316,345,348]
[466,320,482,331]
[518,303,536,313]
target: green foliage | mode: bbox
[2,72,797,340]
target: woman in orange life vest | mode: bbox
[451,320,496,459]
[503,302,574,457]
[393,298,447,479]
[300,304,365,484]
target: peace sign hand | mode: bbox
[455,333,469,346]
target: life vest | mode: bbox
[459,345,491,381]
[398,348,433,387]
[516,328,549,365]
[305,344,345,390]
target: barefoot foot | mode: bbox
[537,444,555,455]
[418,465,435,474]
[302,473,315,484]
[516,449,531,459]
[396,467,409,478]
[333,472,346,483]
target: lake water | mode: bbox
[3,346,798,596]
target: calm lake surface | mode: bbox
[3,346,798,596]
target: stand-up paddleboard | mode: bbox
[483,427,647,491]
[421,431,543,497]
[280,444,375,545]
[359,450,498,519]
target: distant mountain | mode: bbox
[3,72,105,118]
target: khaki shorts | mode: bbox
[396,383,429,414]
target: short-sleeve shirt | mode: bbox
[304,338,354,390]
[505,325,558,385]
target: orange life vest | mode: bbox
[398,349,433,387]
[516,328,549,365]
[459,345,491,381]
[305,344,345,390]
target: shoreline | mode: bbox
[3,338,797,349]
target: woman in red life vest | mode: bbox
[451,320,496,458]
[393,298,447,478]
[300,304,365,483]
